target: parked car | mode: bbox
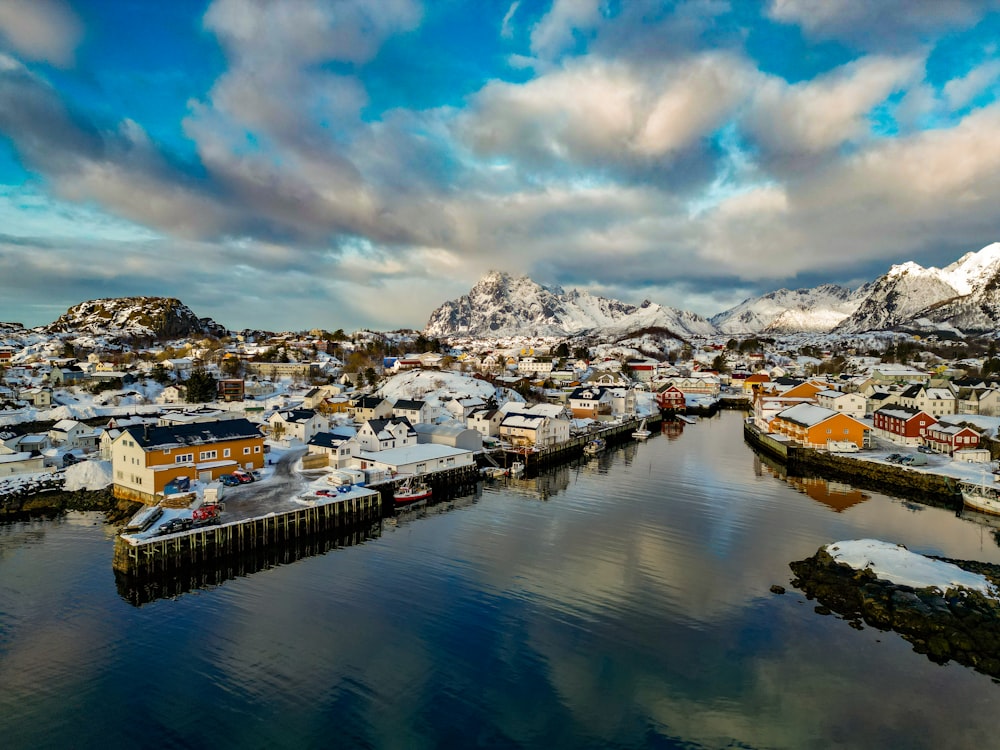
[159,517,193,535]
[885,453,902,463]
[219,474,240,487]
[232,469,254,484]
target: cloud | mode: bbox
[500,1,521,39]
[460,53,752,184]
[766,0,998,50]
[529,0,603,59]
[745,55,923,162]
[0,0,81,66]
[943,59,1000,111]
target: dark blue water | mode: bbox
[3,411,1000,749]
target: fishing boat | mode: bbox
[394,479,432,504]
[959,475,1000,516]
[583,437,606,456]
[632,418,651,440]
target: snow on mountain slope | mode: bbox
[940,242,1000,295]
[44,297,226,338]
[712,284,858,334]
[424,271,717,338]
[835,262,960,333]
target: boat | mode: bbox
[583,437,606,456]
[960,476,1000,516]
[632,419,651,440]
[394,479,432,504]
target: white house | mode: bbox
[354,443,475,477]
[467,408,503,437]
[392,399,430,425]
[47,419,99,452]
[268,408,327,444]
[499,412,570,448]
[356,417,418,452]
[816,389,867,419]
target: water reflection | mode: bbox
[754,454,870,512]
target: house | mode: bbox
[391,398,430,424]
[741,373,771,394]
[0,451,47,477]
[924,423,981,456]
[626,361,657,382]
[815,390,867,419]
[568,386,613,419]
[267,408,327,444]
[306,430,357,469]
[162,358,195,376]
[517,357,554,376]
[217,378,245,402]
[872,406,936,447]
[896,384,957,418]
[158,384,187,404]
[956,387,1000,417]
[769,403,871,449]
[47,419,99,452]
[414,423,483,451]
[111,418,265,503]
[499,412,570,448]
[354,443,475,477]
[49,365,88,386]
[356,417,418,452]
[444,396,487,420]
[349,395,392,423]
[655,384,686,411]
[19,387,52,407]
[467,408,504,438]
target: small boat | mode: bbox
[960,476,1000,516]
[583,437,606,456]
[632,419,651,440]
[394,480,432,504]
[509,461,525,477]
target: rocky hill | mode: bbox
[424,271,717,339]
[44,297,226,338]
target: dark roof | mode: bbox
[900,384,924,399]
[365,416,414,435]
[123,418,263,449]
[307,431,351,449]
[353,395,385,409]
[277,408,319,423]
[392,399,425,410]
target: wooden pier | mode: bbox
[503,413,663,471]
[112,491,380,575]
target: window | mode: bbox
[175,453,193,463]
[243,447,250,455]
[200,450,217,461]
[163,448,171,455]
[254,445,261,453]
[224,448,230,458]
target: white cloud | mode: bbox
[0,0,81,66]
[530,0,603,59]
[943,59,1000,111]
[500,1,520,39]
[745,55,923,158]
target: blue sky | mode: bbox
[1,0,999,332]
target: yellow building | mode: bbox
[111,418,265,504]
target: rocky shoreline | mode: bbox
[790,545,1000,679]
[0,486,142,525]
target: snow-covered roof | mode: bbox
[775,402,845,427]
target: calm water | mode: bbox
[3,411,1000,749]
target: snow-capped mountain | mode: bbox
[711,284,858,334]
[424,271,717,339]
[833,243,1000,334]
[44,297,226,338]
[834,262,961,333]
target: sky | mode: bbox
[1,0,999,333]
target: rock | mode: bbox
[770,585,786,595]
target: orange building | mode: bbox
[770,403,870,449]
[112,418,265,503]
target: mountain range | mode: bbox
[425,242,1000,339]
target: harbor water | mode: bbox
[3,410,1000,749]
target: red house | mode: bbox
[656,385,686,411]
[872,406,936,447]
[924,423,981,455]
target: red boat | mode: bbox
[394,480,432,504]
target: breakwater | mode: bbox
[743,420,962,508]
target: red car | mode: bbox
[232,469,254,484]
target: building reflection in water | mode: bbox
[753,453,870,512]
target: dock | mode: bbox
[503,414,663,470]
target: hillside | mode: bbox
[44,297,226,338]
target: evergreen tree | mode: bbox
[185,368,217,403]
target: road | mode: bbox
[217,447,320,520]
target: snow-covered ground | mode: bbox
[62,459,113,491]
[826,539,996,596]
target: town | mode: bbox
[3,311,1000,534]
